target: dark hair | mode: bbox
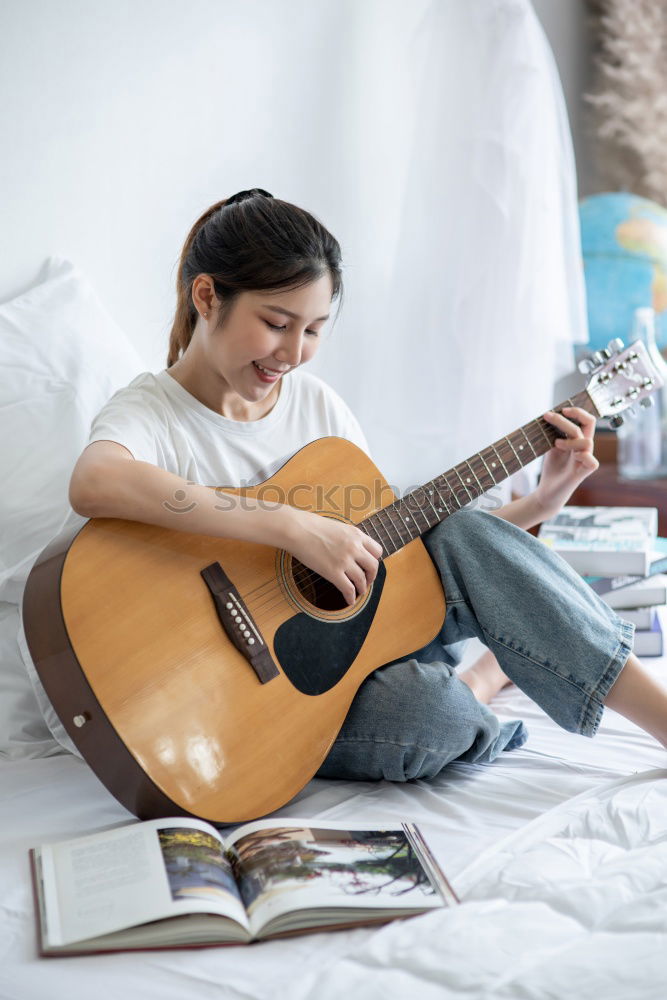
[167,189,343,367]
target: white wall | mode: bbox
[0,0,592,369]
[1,0,587,497]
[0,0,388,371]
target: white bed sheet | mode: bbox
[2,623,667,1000]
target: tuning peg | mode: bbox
[607,338,625,353]
[578,357,596,374]
[640,396,655,409]
[609,415,624,429]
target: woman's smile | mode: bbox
[252,360,289,383]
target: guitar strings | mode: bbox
[239,555,351,605]
[241,537,394,619]
[236,560,348,611]
[245,559,367,617]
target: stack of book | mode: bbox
[539,506,667,657]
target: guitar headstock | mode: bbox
[583,339,665,427]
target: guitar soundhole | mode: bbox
[291,558,348,611]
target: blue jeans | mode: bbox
[316,509,635,782]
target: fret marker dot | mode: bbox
[519,445,524,450]
[491,462,497,468]
[466,477,471,483]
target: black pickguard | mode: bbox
[274,563,386,695]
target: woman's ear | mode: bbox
[191,274,218,319]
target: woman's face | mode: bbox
[205,274,333,405]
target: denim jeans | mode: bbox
[316,509,635,782]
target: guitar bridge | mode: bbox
[200,562,279,684]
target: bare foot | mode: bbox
[458,649,513,704]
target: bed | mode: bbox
[2,260,667,998]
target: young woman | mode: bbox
[70,188,667,783]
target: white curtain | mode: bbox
[307,0,588,499]
[1,0,586,504]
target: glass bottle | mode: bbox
[617,307,667,479]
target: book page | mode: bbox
[40,817,248,948]
[223,819,446,937]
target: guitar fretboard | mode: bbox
[359,390,596,556]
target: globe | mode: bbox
[579,192,667,352]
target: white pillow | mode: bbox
[0,256,146,757]
[0,603,62,759]
[0,256,145,603]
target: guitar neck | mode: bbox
[359,389,597,557]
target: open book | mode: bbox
[30,816,457,956]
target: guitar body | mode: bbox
[23,438,446,824]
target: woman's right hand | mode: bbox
[281,507,383,607]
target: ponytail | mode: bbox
[167,199,226,368]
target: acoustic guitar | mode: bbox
[23,340,663,823]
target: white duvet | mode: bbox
[291,769,667,1000]
[3,638,667,1000]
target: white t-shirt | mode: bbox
[88,368,370,485]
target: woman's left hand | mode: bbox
[534,406,599,519]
